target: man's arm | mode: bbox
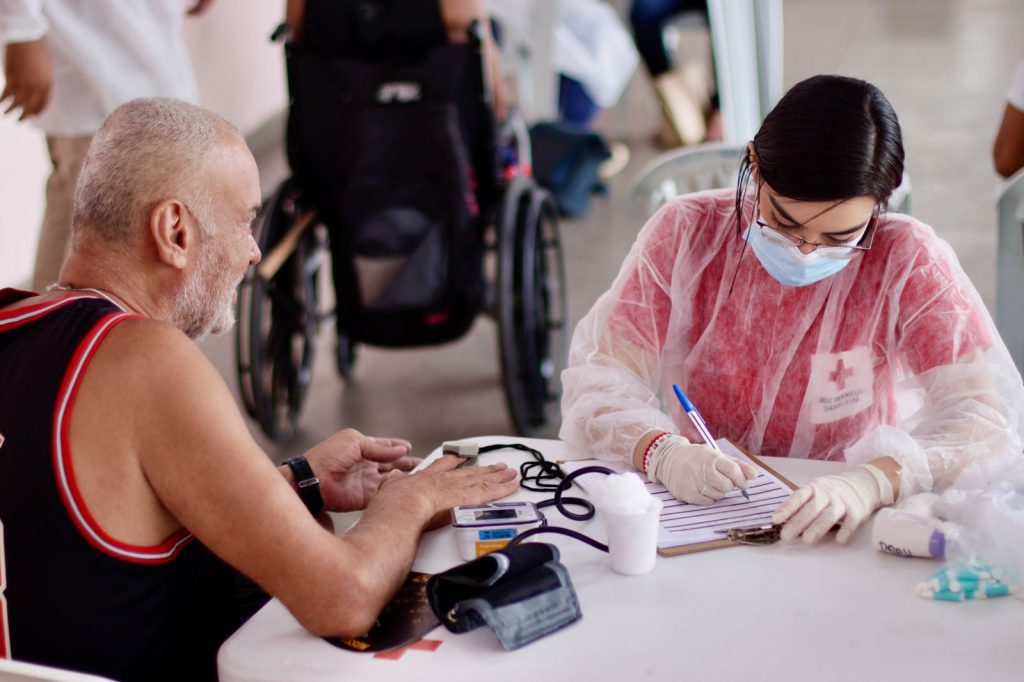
[188,0,215,16]
[110,322,517,637]
[993,102,1024,179]
[0,0,51,120]
[2,39,51,119]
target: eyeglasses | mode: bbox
[754,198,879,261]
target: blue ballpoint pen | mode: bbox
[672,384,750,500]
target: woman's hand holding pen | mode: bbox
[646,435,758,505]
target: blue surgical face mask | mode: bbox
[743,222,853,287]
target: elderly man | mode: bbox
[0,97,519,681]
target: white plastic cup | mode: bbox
[602,496,663,575]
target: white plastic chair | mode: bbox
[629,142,745,218]
[0,659,114,682]
[630,142,913,219]
[996,168,1024,371]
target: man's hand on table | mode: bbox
[378,454,520,530]
[300,428,418,512]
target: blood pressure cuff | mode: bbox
[426,542,582,650]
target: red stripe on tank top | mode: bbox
[51,311,193,564]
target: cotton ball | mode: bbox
[588,472,657,515]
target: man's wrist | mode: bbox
[284,455,324,516]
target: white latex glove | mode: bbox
[772,464,895,544]
[647,435,758,505]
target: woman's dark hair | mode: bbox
[735,74,905,233]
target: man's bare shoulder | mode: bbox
[92,316,228,399]
[101,316,201,364]
[87,316,254,457]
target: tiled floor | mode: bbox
[200,0,1024,463]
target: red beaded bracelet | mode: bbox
[641,432,673,475]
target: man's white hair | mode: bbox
[72,97,239,246]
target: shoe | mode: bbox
[654,72,706,147]
[598,141,630,180]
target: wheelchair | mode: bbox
[236,23,567,442]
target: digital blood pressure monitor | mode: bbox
[451,501,545,560]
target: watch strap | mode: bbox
[285,455,324,516]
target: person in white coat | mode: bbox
[0,0,211,292]
[561,74,1024,545]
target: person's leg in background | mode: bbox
[558,74,600,129]
[631,0,689,78]
[555,76,631,182]
[32,134,93,292]
[629,0,711,147]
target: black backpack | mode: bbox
[285,18,499,347]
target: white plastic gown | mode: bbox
[560,188,1024,500]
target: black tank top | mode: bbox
[303,0,448,60]
[0,289,258,681]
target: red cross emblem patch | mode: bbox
[809,347,874,424]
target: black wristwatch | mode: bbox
[284,456,324,516]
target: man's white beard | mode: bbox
[173,246,237,341]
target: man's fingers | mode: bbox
[389,455,420,472]
[359,436,413,463]
[424,454,466,472]
[374,437,412,451]
[380,469,406,486]
[772,486,812,524]
[478,468,520,498]
[458,463,517,490]
[443,464,518,508]
[479,464,517,483]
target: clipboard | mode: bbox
[657,449,796,557]
[557,444,797,557]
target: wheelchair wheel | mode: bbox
[236,179,324,441]
[497,182,568,436]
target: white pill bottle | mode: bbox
[871,493,948,559]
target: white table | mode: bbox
[218,436,1024,681]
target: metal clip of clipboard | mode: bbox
[715,523,782,545]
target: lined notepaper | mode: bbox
[561,440,793,550]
